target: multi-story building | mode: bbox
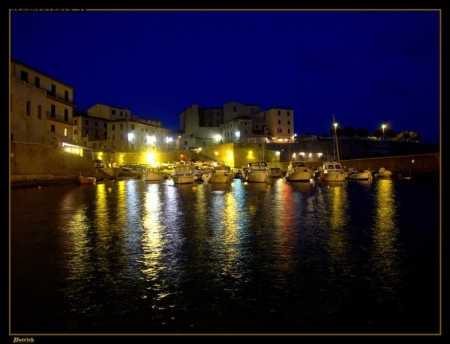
[256,107,295,143]
[179,101,294,147]
[73,110,109,149]
[10,59,76,146]
[74,103,173,152]
[107,116,171,152]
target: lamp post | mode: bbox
[382,124,386,140]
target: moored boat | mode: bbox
[78,175,96,185]
[319,161,347,182]
[347,168,373,180]
[243,162,269,183]
[142,167,165,182]
[285,161,314,182]
[206,164,234,183]
[269,167,283,178]
[374,167,393,178]
[319,114,347,182]
[171,164,195,184]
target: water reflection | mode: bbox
[10,177,440,334]
[372,179,402,286]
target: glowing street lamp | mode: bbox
[382,124,386,140]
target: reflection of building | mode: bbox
[10,59,76,146]
[179,101,295,148]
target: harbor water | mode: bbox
[10,177,441,335]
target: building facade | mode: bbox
[10,59,76,146]
[179,101,294,147]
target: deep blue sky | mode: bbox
[10,9,440,143]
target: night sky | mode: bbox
[10,9,441,143]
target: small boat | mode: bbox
[243,162,269,183]
[171,164,195,184]
[285,161,314,182]
[319,115,347,182]
[142,167,165,182]
[374,167,393,178]
[206,164,234,183]
[269,167,283,178]
[347,168,373,180]
[78,175,96,185]
[119,165,143,178]
[319,161,348,182]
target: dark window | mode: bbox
[51,125,56,133]
[65,90,69,102]
[51,104,56,118]
[95,121,98,127]
[35,77,40,88]
[51,84,56,93]
[26,101,31,116]
[64,109,68,121]
[85,119,89,125]
[20,71,28,82]
[38,105,42,119]
[112,109,116,115]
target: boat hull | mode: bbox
[142,172,164,182]
[245,171,269,183]
[172,175,195,184]
[78,176,96,185]
[208,173,232,183]
[285,170,314,182]
[320,172,347,182]
[347,171,372,180]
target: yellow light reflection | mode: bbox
[141,184,164,279]
[325,183,350,272]
[372,179,400,282]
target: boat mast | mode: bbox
[333,114,341,163]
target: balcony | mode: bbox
[46,112,71,124]
[46,91,77,107]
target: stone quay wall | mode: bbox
[10,141,440,188]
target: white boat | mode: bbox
[285,161,314,182]
[206,164,234,183]
[269,167,283,178]
[171,164,195,184]
[347,168,373,181]
[374,167,393,178]
[142,167,165,182]
[319,114,347,182]
[243,162,269,183]
[319,161,347,182]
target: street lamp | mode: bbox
[382,124,386,140]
